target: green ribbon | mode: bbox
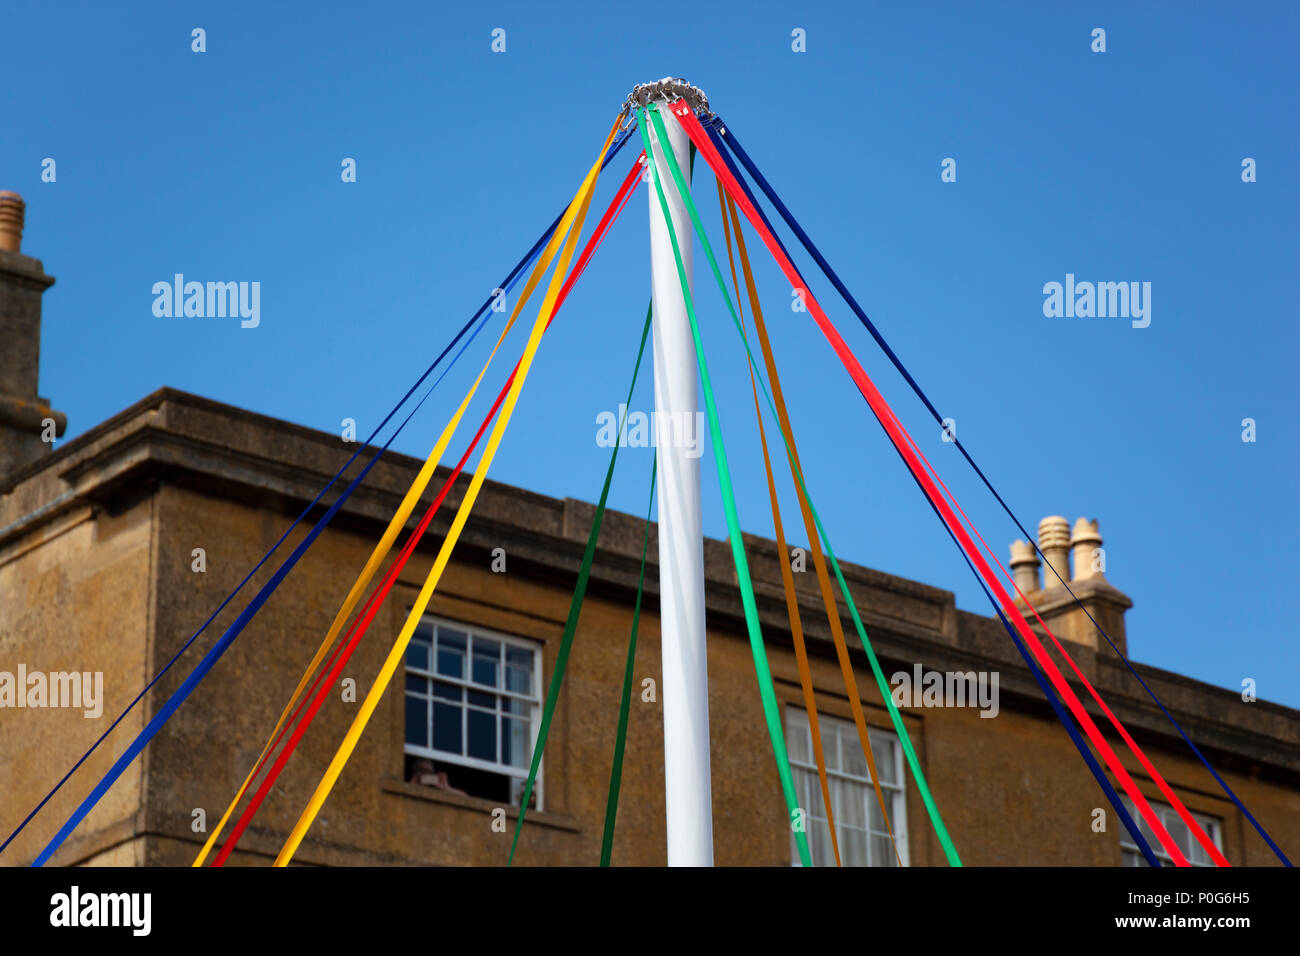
[508,302,653,866]
[599,452,656,866]
[646,103,961,866]
[639,107,813,867]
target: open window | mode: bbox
[404,617,542,808]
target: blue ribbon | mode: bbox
[902,466,1162,866]
[21,126,636,865]
[704,118,1160,865]
[708,113,1288,866]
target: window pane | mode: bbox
[433,702,462,754]
[1194,818,1221,865]
[867,789,887,832]
[505,646,533,693]
[503,696,529,716]
[1182,817,1216,867]
[472,637,501,687]
[873,737,899,785]
[811,819,835,867]
[871,833,896,867]
[790,769,807,820]
[1165,812,1191,850]
[406,637,430,672]
[1136,811,1156,846]
[787,722,809,764]
[468,708,497,761]
[405,694,428,747]
[437,628,466,678]
[788,767,801,810]
[788,771,804,824]
[433,681,462,701]
[502,716,530,768]
[837,778,866,829]
[405,674,426,694]
[841,827,869,867]
[467,688,496,710]
[841,736,868,778]
[801,771,824,822]
[438,627,467,649]
[822,728,840,772]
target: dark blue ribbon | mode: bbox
[706,115,1159,864]
[21,127,635,865]
[708,112,1287,866]
[902,465,1162,866]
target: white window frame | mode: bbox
[1118,796,1223,867]
[785,707,909,866]
[404,615,543,810]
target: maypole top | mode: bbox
[621,78,710,122]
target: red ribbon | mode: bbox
[210,155,644,865]
[669,99,1198,866]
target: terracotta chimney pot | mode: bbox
[0,191,24,253]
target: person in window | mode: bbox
[407,757,467,795]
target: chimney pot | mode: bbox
[0,191,24,253]
[1070,517,1105,582]
[1009,539,1042,594]
[1037,515,1071,588]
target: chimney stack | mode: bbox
[0,191,66,488]
[1009,513,1132,654]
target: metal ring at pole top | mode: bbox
[620,77,710,125]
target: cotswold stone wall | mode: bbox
[2,389,1297,866]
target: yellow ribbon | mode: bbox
[192,122,618,867]
[272,116,620,866]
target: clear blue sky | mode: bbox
[4,1,1297,707]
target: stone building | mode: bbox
[1,192,1297,866]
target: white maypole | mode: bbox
[628,78,714,866]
